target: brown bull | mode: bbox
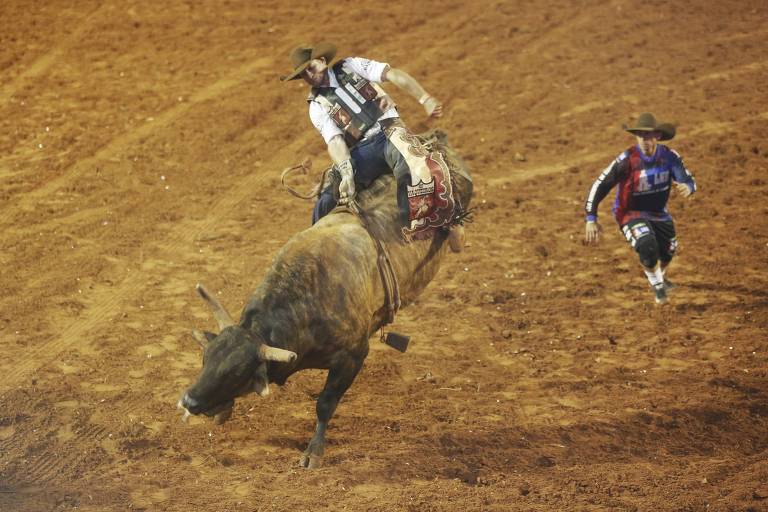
[178,132,473,468]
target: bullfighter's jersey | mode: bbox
[584,144,696,226]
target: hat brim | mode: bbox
[623,123,676,141]
[280,43,337,82]
[280,61,311,82]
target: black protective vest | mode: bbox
[309,61,391,146]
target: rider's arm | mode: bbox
[310,102,355,197]
[381,66,443,117]
[327,134,351,165]
[327,135,355,199]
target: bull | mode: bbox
[178,131,473,468]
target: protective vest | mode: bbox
[308,61,393,146]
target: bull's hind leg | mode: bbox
[300,353,365,468]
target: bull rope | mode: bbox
[280,158,327,200]
[342,200,401,325]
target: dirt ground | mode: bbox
[1,0,767,510]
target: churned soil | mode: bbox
[1,0,767,510]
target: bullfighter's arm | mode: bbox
[382,67,443,118]
[584,156,624,244]
[669,150,696,198]
[327,134,355,201]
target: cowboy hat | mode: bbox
[280,42,337,81]
[623,112,676,141]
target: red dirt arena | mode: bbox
[1,1,767,510]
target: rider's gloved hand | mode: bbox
[337,159,355,204]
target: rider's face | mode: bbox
[636,132,660,156]
[301,58,328,87]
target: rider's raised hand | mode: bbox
[420,94,443,118]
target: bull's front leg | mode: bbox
[300,354,364,468]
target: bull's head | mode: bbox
[177,284,296,425]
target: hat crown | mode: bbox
[623,112,675,141]
[281,42,336,82]
[635,112,658,130]
[289,46,313,69]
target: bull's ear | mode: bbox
[191,329,216,349]
[258,344,297,363]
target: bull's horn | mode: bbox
[196,283,234,330]
[258,345,297,363]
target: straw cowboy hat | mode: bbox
[280,42,337,81]
[623,112,676,141]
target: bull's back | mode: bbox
[250,131,472,338]
[250,215,384,336]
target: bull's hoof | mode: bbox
[214,407,232,425]
[299,451,322,469]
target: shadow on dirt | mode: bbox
[381,395,768,485]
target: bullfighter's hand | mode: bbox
[676,182,693,198]
[585,220,602,244]
[423,96,443,118]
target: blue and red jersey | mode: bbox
[585,144,696,226]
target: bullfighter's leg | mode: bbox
[300,353,365,468]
